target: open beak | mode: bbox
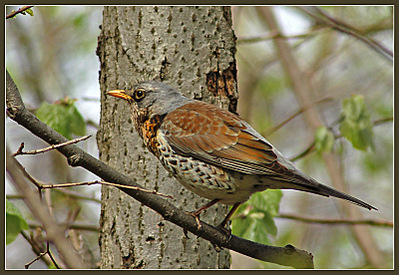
[106,90,132,101]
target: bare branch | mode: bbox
[24,242,60,269]
[290,141,316,162]
[13,135,91,157]
[299,7,393,62]
[41,180,174,199]
[25,252,48,269]
[53,189,101,204]
[11,154,45,190]
[46,242,60,269]
[20,231,64,268]
[374,116,393,126]
[238,26,327,44]
[277,213,393,228]
[8,190,102,204]
[28,221,100,232]
[6,152,87,268]
[264,96,333,137]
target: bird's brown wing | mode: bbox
[160,101,294,179]
[160,100,378,211]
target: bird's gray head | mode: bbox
[107,81,191,117]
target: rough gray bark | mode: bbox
[96,6,238,269]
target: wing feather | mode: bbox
[159,101,377,211]
[161,101,286,176]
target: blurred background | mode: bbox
[6,6,393,269]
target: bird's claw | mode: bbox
[217,224,233,242]
[183,228,190,239]
[186,210,203,230]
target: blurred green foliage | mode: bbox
[35,97,86,139]
[232,190,282,244]
[339,95,375,151]
[6,200,29,245]
[315,126,335,153]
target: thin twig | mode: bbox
[24,243,60,269]
[6,194,24,200]
[238,26,327,44]
[290,141,316,162]
[374,116,393,126]
[20,231,55,268]
[299,7,393,62]
[25,252,47,269]
[13,135,91,157]
[6,5,34,19]
[12,156,44,190]
[54,189,101,204]
[264,96,333,136]
[13,157,173,199]
[28,221,100,232]
[46,242,60,269]
[277,213,393,228]
[40,180,174,199]
[7,187,101,203]
[7,152,87,268]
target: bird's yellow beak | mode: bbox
[106,90,132,101]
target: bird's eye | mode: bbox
[134,89,146,101]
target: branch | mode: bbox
[41,180,174,199]
[6,152,86,268]
[20,231,65,268]
[7,186,102,204]
[53,189,101,204]
[299,7,393,62]
[238,26,327,44]
[277,213,393,228]
[13,135,91,157]
[264,96,333,137]
[6,70,314,269]
[25,242,60,269]
[28,221,100,232]
[6,6,34,20]
[10,155,173,200]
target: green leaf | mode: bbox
[315,126,335,153]
[249,189,282,216]
[339,95,374,151]
[6,200,29,245]
[35,97,86,139]
[25,8,34,16]
[232,211,271,245]
[231,190,282,244]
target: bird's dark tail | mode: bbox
[314,182,377,210]
[279,174,378,210]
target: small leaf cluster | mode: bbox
[315,94,375,154]
[6,200,28,245]
[232,189,282,245]
[35,97,86,139]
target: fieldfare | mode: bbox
[107,81,377,229]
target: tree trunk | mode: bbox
[96,6,238,269]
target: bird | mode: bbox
[106,81,377,230]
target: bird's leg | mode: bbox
[217,202,241,238]
[186,199,220,230]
